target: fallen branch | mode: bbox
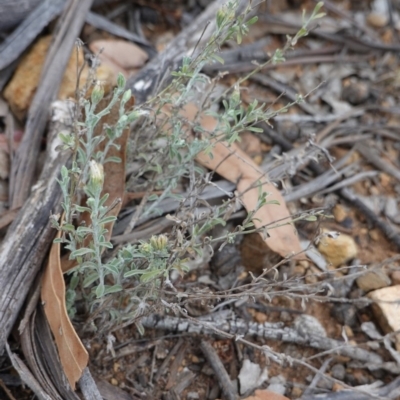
[141,312,382,365]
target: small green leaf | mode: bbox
[117,73,126,89]
[83,272,99,288]
[71,248,95,258]
[211,54,225,64]
[124,269,143,278]
[76,226,93,234]
[304,215,317,221]
[140,269,161,283]
[74,205,91,213]
[104,284,123,295]
[266,199,281,205]
[99,216,117,225]
[95,283,105,298]
[69,274,79,290]
[99,241,113,249]
[104,156,122,163]
[247,126,263,133]
[246,16,258,26]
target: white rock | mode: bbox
[369,285,400,350]
[267,375,287,396]
[238,359,268,395]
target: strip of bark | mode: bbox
[10,0,93,208]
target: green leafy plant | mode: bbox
[54,0,325,329]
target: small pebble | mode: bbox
[367,12,388,28]
[356,269,391,292]
[331,364,346,380]
[342,79,370,105]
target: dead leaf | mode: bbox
[89,39,148,79]
[41,230,89,390]
[168,102,303,259]
[243,389,290,400]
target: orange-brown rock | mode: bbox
[4,35,113,120]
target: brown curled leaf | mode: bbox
[41,230,89,389]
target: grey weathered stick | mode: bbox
[78,369,103,400]
[251,73,319,115]
[10,0,93,208]
[0,115,69,354]
[0,0,65,71]
[127,0,248,104]
[86,12,154,52]
[200,340,237,400]
[357,142,400,183]
[0,0,42,32]
[5,343,53,400]
[141,313,383,365]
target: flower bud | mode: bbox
[122,89,132,104]
[89,160,104,186]
[230,84,241,108]
[91,82,104,105]
[117,73,126,89]
[150,234,168,250]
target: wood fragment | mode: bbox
[0,0,43,32]
[10,0,93,208]
[0,116,69,354]
[154,338,185,382]
[127,0,248,104]
[141,313,383,365]
[86,12,155,54]
[357,142,400,183]
[250,73,319,115]
[5,343,53,400]
[78,368,103,400]
[165,342,188,390]
[0,0,65,71]
[201,340,237,400]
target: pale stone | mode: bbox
[369,285,400,350]
[367,12,388,28]
[356,269,391,292]
[238,359,268,395]
[4,36,114,120]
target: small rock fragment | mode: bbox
[277,120,299,142]
[238,359,268,395]
[4,35,113,120]
[317,230,358,268]
[342,79,370,105]
[369,285,400,350]
[332,204,348,223]
[293,314,327,337]
[367,12,388,28]
[267,375,287,396]
[356,269,391,292]
[290,387,303,398]
[331,364,346,381]
[361,321,383,340]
